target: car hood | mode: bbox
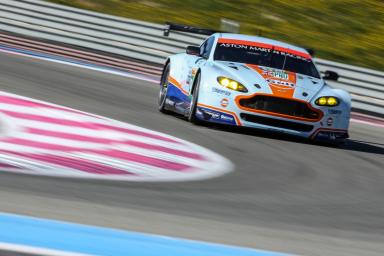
[213,61,324,102]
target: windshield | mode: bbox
[214,39,320,78]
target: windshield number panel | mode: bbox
[270,70,289,80]
[214,39,320,78]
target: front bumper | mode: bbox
[196,83,350,141]
[195,103,349,141]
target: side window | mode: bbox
[200,36,215,59]
[199,39,208,56]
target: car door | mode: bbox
[186,36,215,94]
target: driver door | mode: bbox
[186,36,215,94]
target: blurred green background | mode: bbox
[46,0,383,71]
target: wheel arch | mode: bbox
[160,58,171,84]
[190,68,202,96]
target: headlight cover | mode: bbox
[315,96,339,107]
[217,77,248,93]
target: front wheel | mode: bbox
[188,73,202,124]
[158,64,170,113]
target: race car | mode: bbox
[159,25,351,144]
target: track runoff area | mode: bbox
[0,33,383,255]
[0,35,282,255]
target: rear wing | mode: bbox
[163,22,316,56]
[163,22,221,37]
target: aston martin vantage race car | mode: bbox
[158,29,351,143]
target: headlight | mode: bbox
[217,77,248,92]
[315,96,339,107]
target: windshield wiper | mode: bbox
[281,53,287,70]
[269,46,275,67]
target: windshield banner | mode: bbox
[217,38,311,60]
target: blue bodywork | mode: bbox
[165,81,237,125]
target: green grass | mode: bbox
[46,0,384,71]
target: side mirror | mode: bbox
[323,70,339,81]
[305,48,315,56]
[186,46,200,56]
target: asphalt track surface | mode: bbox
[0,52,383,256]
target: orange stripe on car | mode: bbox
[197,103,242,126]
[168,76,189,95]
[246,64,296,99]
[268,85,295,98]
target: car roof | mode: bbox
[217,33,310,55]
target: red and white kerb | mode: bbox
[0,91,232,181]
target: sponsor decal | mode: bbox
[328,109,342,115]
[220,114,234,122]
[186,74,193,85]
[247,65,297,98]
[187,68,198,85]
[217,40,311,61]
[219,43,249,49]
[212,87,231,96]
[260,67,294,85]
[165,98,175,106]
[220,98,229,108]
[266,79,295,87]
[327,117,334,126]
[267,70,289,80]
[197,107,237,125]
[204,110,220,119]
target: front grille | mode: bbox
[238,95,320,120]
[240,113,314,132]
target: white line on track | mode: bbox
[0,48,159,84]
[0,242,88,256]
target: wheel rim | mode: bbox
[159,69,169,107]
[189,75,199,120]
[159,82,167,106]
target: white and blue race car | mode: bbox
[159,29,351,143]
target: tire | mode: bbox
[158,64,170,113]
[188,73,202,124]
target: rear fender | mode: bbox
[167,54,190,87]
[161,58,171,82]
[164,54,192,114]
